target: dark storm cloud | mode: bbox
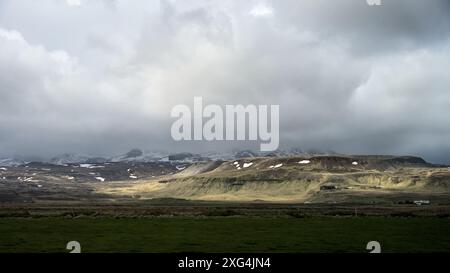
[0,0,450,163]
[274,0,450,54]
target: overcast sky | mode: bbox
[1,0,450,163]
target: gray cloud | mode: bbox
[0,0,450,163]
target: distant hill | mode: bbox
[99,155,450,204]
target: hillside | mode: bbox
[97,155,450,203]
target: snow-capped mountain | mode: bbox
[1,147,340,167]
[234,150,259,158]
[0,158,27,167]
[50,153,98,165]
[109,149,169,163]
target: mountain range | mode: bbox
[0,148,341,167]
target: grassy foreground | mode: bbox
[0,217,449,253]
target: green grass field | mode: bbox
[1,217,449,253]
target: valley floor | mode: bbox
[1,216,449,253]
[0,202,450,253]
